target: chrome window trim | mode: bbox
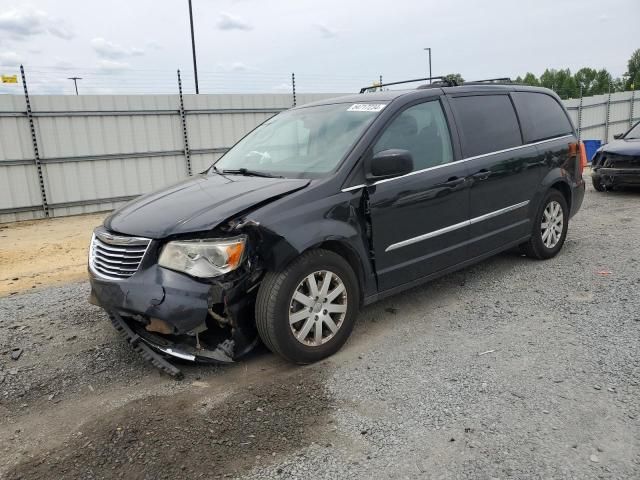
[385,200,530,252]
[341,134,573,192]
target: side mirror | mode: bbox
[613,133,624,140]
[366,149,414,180]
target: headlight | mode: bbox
[158,236,246,278]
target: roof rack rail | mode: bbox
[359,76,454,94]
[462,77,512,86]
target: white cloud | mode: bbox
[97,59,130,72]
[216,12,252,31]
[91,37,144,59]
[231,62,251,72]
[145,40,163,51]
[314,23,337,39]
[47,19,75,40]
[0,51,22,66]
[214,61,255,72]
[52,58,73,69]
[272,82,292,91]
[0,8,74,40]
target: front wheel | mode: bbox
[521,190,569,260]
[255,249,359,364]
[592,175,606,192]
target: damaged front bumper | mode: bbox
[592,167,640,187]
[89,261,260,370]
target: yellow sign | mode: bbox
[1,75,18,84]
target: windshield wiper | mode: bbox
[221,168,283,178]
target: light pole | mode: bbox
[67,77,82,95]
[188,0,199,94]
[423,47,432,83]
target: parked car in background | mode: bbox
[591,121,640,191]
[88,81,586,375]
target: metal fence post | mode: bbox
[177,69,192,176]
[20,65,50,218]
[577,86,583,141]
[604,81,612,143]
[630,89,636,128]
[291,73,296,107]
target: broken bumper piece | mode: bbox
[109,312,184,379]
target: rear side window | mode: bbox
[512,92,573,143]
[450,95,522,157]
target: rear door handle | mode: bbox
[470,169,491,181]
[443,176,466,187]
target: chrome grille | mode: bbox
[89,228,151,280]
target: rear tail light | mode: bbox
[578,142,587,174]
[569,141,587,177]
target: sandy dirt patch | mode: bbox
[0,213,107,297]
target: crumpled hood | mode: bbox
[600,138,640,156]
[105,173,310,239]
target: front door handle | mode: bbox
[470,169,491,181]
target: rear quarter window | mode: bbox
[512,92,574,143]
[449,95,522,157]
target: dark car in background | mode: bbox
[591,121,640,191]
[88,82,586,375]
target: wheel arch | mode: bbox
[310,240,367,306]
[549,180,571,211]
[536,168,572,214]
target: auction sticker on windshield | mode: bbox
[347,103,387,112]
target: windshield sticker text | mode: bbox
[347,103,386,112]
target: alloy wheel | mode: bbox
[541,200,564,249]
[288,270,348,347]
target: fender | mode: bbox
[530,167,574,218]
[245,189,378,299]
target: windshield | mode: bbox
[212,102,386,178]
[625,122,640,139]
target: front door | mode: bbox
[367,99,471,292]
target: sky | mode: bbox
[0,0,638,95]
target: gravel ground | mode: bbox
[1,182,639,479]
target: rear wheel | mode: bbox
[255,249,359,364]
[521,190,568,260]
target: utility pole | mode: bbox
[67,77,82,95]
[188,0,199,94]
[424,48,432,83]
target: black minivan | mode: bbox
[89,83,585,373]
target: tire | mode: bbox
[521,190,569,260]
[255,249,360,364]
[592,175,606,192]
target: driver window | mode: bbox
[373,100,453,171]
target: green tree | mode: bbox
[444,73,464,85]
[574,68,598,95]
[625,48,640,89]
[522,72,539,86]
[539,69,557,90]
[593,69,613,95]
